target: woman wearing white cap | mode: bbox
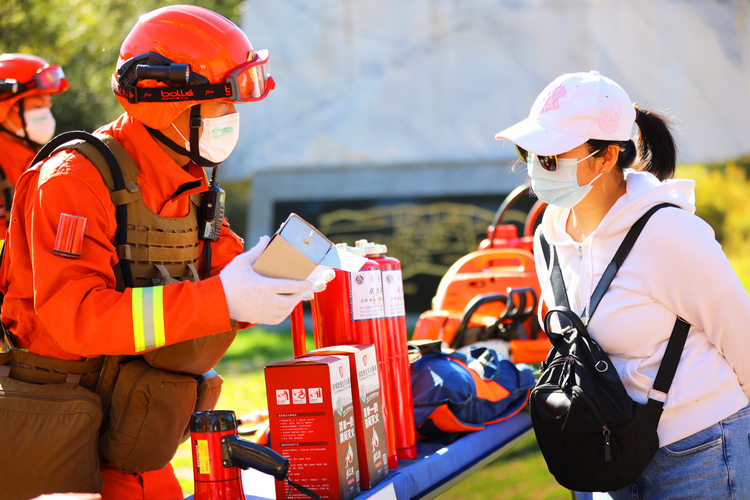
[495,70,750,499]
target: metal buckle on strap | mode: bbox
[647,388,668,404]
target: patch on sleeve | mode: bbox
[54,213,87,259]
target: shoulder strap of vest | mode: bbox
[50,133,142,207]
[31,131,136,289]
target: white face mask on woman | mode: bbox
[527,149,601,208]
[172,112,240,164]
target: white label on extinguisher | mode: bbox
[349,268,385,321]
[381,269,406,318]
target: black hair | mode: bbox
[587,108,677,181]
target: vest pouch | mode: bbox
[0,367,103,500]
[99,358,197,473]
[141,327,237,375]
[181,369,224,443]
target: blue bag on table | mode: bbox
[410,345,535,440]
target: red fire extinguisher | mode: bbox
[190,410,288,500]
[355,240,417,461]
[291,244,399,471]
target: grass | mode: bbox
[171,327,569,499]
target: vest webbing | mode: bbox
[50,134,202,290]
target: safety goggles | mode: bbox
[515,144,594,172]
[0,65,68,99]
[31,65,68,92]
[226,49,275,102]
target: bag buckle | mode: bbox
[647,387,668,404]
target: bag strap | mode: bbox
[538,203,677,322]
[586,203,677,321]
[537,225,570,310]
[537,203,689,412]
[646,316,690,411]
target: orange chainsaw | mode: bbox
[412,185,551,364]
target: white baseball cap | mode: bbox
[495,70,636,156]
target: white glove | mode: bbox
[302,266,337,301]
[219,236,313,325]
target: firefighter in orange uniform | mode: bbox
[0,54,68,239]
[0,6,312,500]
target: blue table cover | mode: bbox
[189,411,534,500]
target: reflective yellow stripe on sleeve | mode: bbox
[132,287,166,353]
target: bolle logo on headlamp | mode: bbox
[160,89,194,100]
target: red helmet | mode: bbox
[0,54,69,122]
[112,5,275,130]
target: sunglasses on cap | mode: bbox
[515,144,597,172]
[0,65,69,99]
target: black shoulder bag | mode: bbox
[530,203,690,492]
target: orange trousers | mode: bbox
[100,461,183,500]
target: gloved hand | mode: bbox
[302,266,337,301]
[219,236,312,325]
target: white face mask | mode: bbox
[173,112,240,164]
[5,107,56,145]
[24,107,57,144]
[527,149,602,208]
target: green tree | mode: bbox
[0,0,245,133]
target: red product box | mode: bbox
[300,345,389,489]
[265,355,361,500]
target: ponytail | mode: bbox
[633,107,677,181]
[587,107,677,182]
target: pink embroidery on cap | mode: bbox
[596,108,620,134]
[539,84,566,114]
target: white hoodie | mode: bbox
[533,170,750,447]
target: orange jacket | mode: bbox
[0,113,244,361]
[0,131,37,239]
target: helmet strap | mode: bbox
[144,105,218,168]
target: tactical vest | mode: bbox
[51,134,202,290]
[49,132,237,376]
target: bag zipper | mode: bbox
[116,366,157,433]
[571,386,612,463]
[0,390,102,419]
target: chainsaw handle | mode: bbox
[450,293,508,349]
[488,185,529,248]
[502,287,538,320]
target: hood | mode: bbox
[541,169,696,247]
